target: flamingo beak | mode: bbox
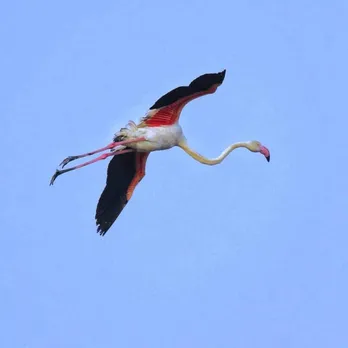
[260,145,270,162]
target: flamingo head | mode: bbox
[247,141,270,162]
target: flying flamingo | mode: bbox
[50,70,270,235]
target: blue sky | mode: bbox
[1,0,347,347]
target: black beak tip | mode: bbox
[266,155,270,162]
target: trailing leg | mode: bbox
[50,149,134,185]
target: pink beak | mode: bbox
[259,145,270,162]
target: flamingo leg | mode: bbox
[50,148,134,186]
[59,137,146,168]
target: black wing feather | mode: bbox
[95,151,136,235]
[149,70,226,110]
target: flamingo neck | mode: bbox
[178,141,249,165]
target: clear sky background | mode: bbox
[1,0,347,347]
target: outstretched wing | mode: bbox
[138,70,226,127]
[95,151,149,235]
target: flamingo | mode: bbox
[50,70,270,235]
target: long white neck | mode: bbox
[178,141,249,165]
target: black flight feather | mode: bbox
[95,150,136,235]
[149,70,226,110]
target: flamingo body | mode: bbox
[115,123,184,152]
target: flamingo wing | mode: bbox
[95,151,149,235]
[138,70,226,127]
